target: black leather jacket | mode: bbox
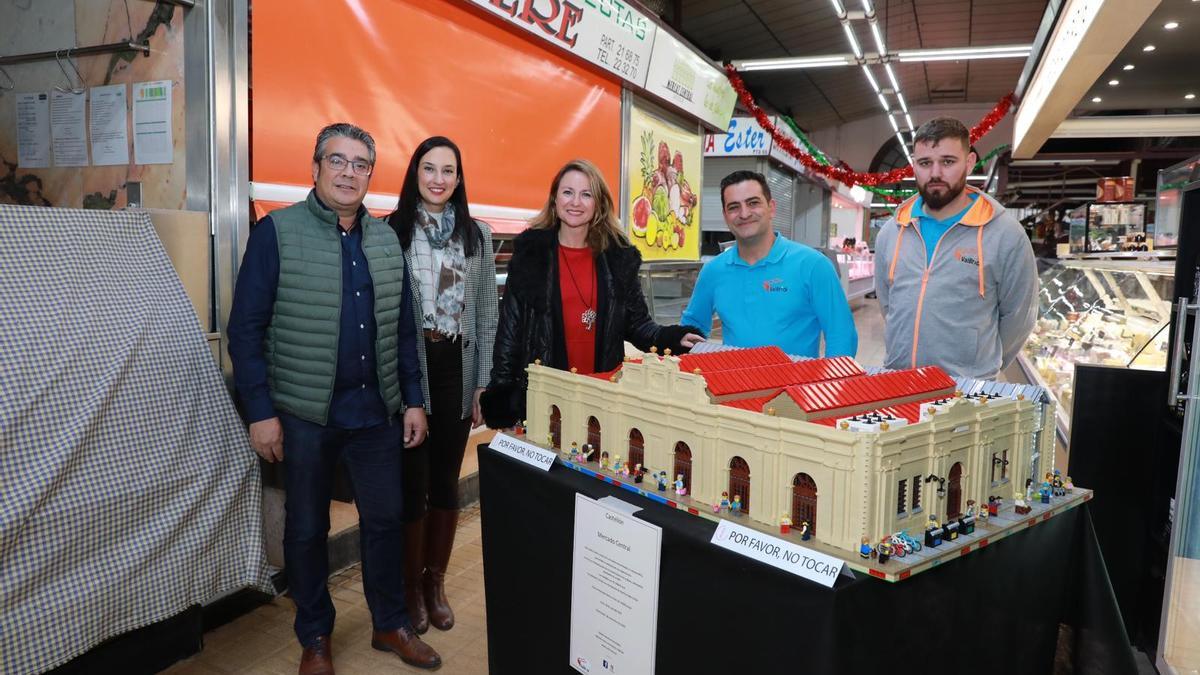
[481,227,698,428]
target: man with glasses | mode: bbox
[228,123,440,673]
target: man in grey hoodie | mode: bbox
[874,117,1037,380]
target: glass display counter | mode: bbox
[1017,258,1174,442]
[835,250,875,300]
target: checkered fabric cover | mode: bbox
[0,205,272,674]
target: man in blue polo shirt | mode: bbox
[681,170,857,358]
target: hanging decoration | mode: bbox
[724,63,1015,189]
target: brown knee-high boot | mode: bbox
[403,517,430,634]
[424,507,458,630]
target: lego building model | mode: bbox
[524,346,1092,581]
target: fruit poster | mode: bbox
[626,105,701,261]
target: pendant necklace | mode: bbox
[561,247,596,331]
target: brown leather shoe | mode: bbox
[404,517,430,634]
[371,627,442,670]
[298,635,334,675]
[424,508,458,630]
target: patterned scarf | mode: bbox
[416,203,466,336]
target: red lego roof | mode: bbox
[719,392,781,412]
[700,357,865,397]
[783,367,956,413]
[676,346,791,373]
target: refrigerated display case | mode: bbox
[835,250,875,300]
[1017,258,1174,441]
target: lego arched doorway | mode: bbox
[587,416,602,455]
[948,462,963,519]
[792,473,817,536]
[729,456,751,514]
[673,442,692,493]
[549,406,561,449]
[628,429,644,470]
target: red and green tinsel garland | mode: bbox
[724,63,1015,189]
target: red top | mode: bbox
[558,244,597,374]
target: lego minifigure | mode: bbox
[611,454,622,475]
[877,539,892,564]
[1014,490,1032,515]
[566,441,578,459]
[674,474,687,496]
[730,494,742,515]
[1064,476,1074,493]
[1051,469,1065,497]
[780,513,792,535]
[714,491,730,513]
[619,460,631,477]
[656,471,668,492]
[799,520,811,541]
[860,537,873,559]
[599,453,609,470]
[965,499,976,518]
[633,464,644,483]
[925,515,943,548]
[1039,481,1051,504]
[987,496,1000,518]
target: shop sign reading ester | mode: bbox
[466,0,657,85]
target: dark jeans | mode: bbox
[280,412,408,647]
[403,338,471,521]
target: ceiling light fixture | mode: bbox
[878,93,890,111]
[869,21,887,55]
[1123,64,1135,71]
[1164,21,1179,30]
[830,0,846,16]
[1187,93,1197,100]
[884,63,901,91]
[895,45,1031,62]
[896,92,909,114]
[888,114,900,133]
[861,0,874,13]
[862,65,881,93]
[1108,79,1119,86]
[1092,96,1102,102]
[733,55,853,71]
[842,23,863,59]
[1143,44,1156,52]
[905,113,915,130]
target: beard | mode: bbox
[918,175,967,210]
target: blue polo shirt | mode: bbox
[681,234,858,358]
[912,193,979,264]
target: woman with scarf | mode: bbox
[388,136,498,634]
[481,159,704,429]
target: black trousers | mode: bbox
[402,338,471,521]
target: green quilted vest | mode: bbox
[265,190,405,425]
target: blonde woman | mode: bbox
[481,159,703,428]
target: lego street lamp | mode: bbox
[925,474,946,498]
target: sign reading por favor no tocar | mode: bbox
[711,519,844,588]
[489,433,557,471]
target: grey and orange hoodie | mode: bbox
[873,187,1037,380]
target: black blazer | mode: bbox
[481,227,699,428]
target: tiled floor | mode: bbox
[164,507,488,675]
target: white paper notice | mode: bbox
[711,519,844,588]
[90,84,129,166]
[51,90,89,167]
[133,80,173,165]
[16,92,51,168]
[570,494,661,675]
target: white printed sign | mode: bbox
[16,92,51,168]
[710,519,844,588]
[570,494,661,675]
[466,0,657,85]
[642,29,736,130]
[489,432,557,471]
[703,116,771,157]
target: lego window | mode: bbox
[673,442,693,494]
[791,474,818,537]
[628,429,645,470]
[729,456,750,515]
[912,474,923,511]
[897,479,908,515]
[587,417,602,455]
[549,406,561,450]
[947,463,964,519]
